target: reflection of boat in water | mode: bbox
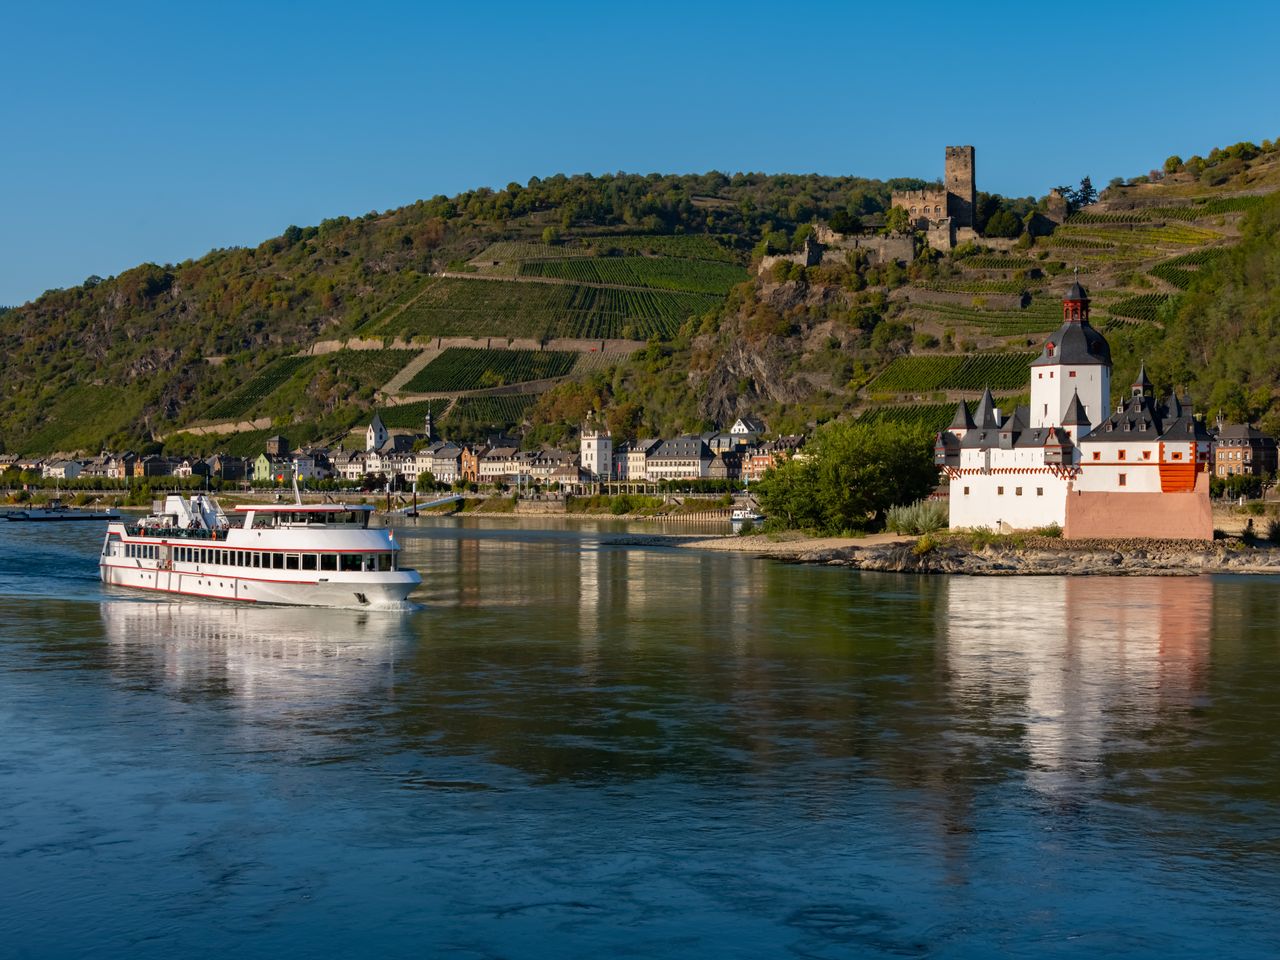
[99,599,412,703]
[6,499,120,522]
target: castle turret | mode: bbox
[1030,280,1111,429]
[1131,363,1153,399]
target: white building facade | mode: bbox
[936,282,1213,539]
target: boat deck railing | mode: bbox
[124,525,237,541]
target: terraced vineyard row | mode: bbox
[916,278,1033,295]
[471,241,595,263]
[404,348,577,392]
[869,353,1036,393]
[315,349,420,385]
[1055,223,1221,247]
[518,255,747,294]
[380,394,537,432]
[377,277,719,340]
[576,233,741,262]
[206,356,313,420]
[963,256,1041,270]
[1105,294,1176,322]
[448,394,537,428]
[857,403,972,433]
[908,301,1062,336]
[205,351,418,422]
[1147,196,1264,219]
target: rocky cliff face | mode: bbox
[690,279,856,424]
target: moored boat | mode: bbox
[7,499,120,522]
[99,494,420,607]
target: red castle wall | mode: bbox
[1064,472,1213,541]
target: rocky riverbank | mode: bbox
[602,531,1280,576]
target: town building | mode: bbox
[936,282,1214,539]
[580,425,612,480]
[42,460,83,480]
[647,436,713,481]
[1212,422,1277,478]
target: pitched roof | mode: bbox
[948,401,975,431]
[1062,391,1091,426]
[973,388,1000,430]
[1065,280,1089,301]
[1031,317,1111,367]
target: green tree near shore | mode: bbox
[755,420,936,535]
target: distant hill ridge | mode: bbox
[3,141,1279,455]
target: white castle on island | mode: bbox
[935,281,1214,539]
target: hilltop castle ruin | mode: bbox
[891,145,980,251]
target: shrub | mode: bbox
[886,498,949,535]
[913,534,936,555]
[1033,523,1063,538]
[737,518,756,536]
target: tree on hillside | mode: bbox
[983,209,1023,238]
[828,210,863,235]
[1075,176,1098,207]
[883,206,912,234]
[755,420,937,535]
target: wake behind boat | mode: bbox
[99,493,420,607]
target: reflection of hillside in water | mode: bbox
[98,600,412,705]
[943,576,1212,794]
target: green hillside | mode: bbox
[4,137,1280,454]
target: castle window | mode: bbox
[1036,487,1044,496]
[1050,371,1054,378]
[1015,487,1023,496]
[1118,473,1127,487]
[1143,451,1151,460]
[1038,373,1043,379]
[1069,371,1077,378]
[997,486,1004,495]
[1172,452,1182,460]
[1119,450,1126,460]
[963,486,970,495]
[1092,452,1101,461]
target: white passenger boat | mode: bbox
[99,494,420,607]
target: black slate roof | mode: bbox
[1030,317,1112,367]
[1065,280,1089,301]
[1084,392,1211,444]
[1062,391,1091,426]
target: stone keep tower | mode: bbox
[944,145,976,230]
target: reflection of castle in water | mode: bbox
[943,576,1212,791]
[99,599,411,704]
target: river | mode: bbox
[1,517,1278,958]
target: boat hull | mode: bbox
[99,561,420,607]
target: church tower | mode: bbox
[1029,280,1111,430]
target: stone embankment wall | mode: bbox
[825,537,1280,576]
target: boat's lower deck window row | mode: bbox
[108,542,395,572]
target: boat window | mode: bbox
[340,554,363,573]
[320,554,337,571]
[286,554,300,570]
[301,554,317,571]
[377,554,392,572]
[272,553,284,570]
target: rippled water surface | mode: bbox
[2,518,1280,958]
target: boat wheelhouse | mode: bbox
[100,494,420,607]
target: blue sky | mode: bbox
[2,0,1277,305]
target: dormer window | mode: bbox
[1046,341,1055,358]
